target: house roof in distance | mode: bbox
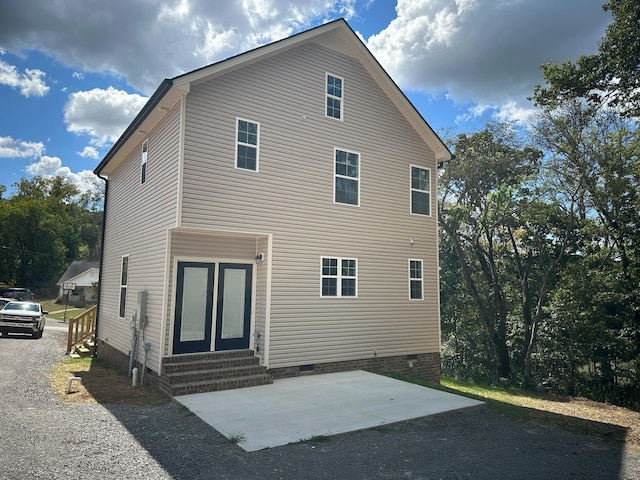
[95,18,451,177]
[57,260,100,286]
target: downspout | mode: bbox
[93,174,109,357]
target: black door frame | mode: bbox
[214,263,252,351]
[172,261,215,354]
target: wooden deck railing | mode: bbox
[66,305,97,354]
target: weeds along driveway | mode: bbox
[0,321,639,480]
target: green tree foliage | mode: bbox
[438,122,575,383]
[0,176,103,288]
[532,0,640,116]
[531,103,640,408]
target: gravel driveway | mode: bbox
[1,321,639,480]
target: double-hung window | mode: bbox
[326,73,343,120]
[140,141,148,185]
[334,149,359,206]
[409,259,423,300]
[236,118,259,171]
[119,255,129,318]
[411,166,431,215]
[321,257,357,297]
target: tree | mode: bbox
[0,176,103,287]
[438,122,570,382]
[531,102,640,407]
[532,0,640,117]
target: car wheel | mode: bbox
[33,328,43,339]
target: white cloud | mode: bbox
[0,136,45,158]
[72,71,84,80]
[365,0,610,124]
[25,155,101,196]
[64,87,148,146]
[0,0,358,94]
[0,58,49,97]
[78,146,99,159]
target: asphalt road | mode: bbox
[0,320,639,480]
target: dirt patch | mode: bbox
[522,395,640,452]
[51,357,170,405]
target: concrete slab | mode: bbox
[175,370,483,451]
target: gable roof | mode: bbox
[57,260,100,285]
[95,18,451,177]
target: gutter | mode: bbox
[93,176,108,357]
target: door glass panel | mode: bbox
[180,266,209,342]
[221,268,246,339]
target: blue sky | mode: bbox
[0,0,610,196]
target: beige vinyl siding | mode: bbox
[98,103,181,373]
[180,42,439,369]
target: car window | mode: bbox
[3,303,39,312]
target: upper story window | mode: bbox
[411,166,431,216]
[119,255,129,318]
[140,141,148,185]
[409,259,423,300]
[334,149,359,206]
[321,257,357,297]
[326,73,343,120]
[236,118,259,171]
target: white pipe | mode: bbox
[132,367,139,387]
[66,376,82,394]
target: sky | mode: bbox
[0,0,611,196]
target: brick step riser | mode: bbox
[162,357,260,374]
[164,375,273,396]
[165,366,270,384]
[162,350,255,365]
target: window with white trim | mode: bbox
[411,166,431,215]
[334,149,359,206]
[236,118,259,171]
[409,259,423,300]
[326,73,343,120]
[321,257,357,297]
[140,141,148,185]
[119,255,129,318]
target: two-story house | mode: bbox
[94,18,451,396]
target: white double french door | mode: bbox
[173,262,252,354]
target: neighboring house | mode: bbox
[94,19,451,395]
[57,260,100,305]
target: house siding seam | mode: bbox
[178,41,440,370]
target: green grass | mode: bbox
[382,372,539,419]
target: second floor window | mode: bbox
[326,74,343,120]
[411,166,431,215]
[140,141,148,185]
[335,149,359,206]
[236,118,259,171]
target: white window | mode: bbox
[334,149,359,206]
[321,257,357,297]
[411,166,431,216]
[119,255,129,318]
[140,141,148,185]
[326,73,343,120]
[409,259,423,300]
[236,118,259,171]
